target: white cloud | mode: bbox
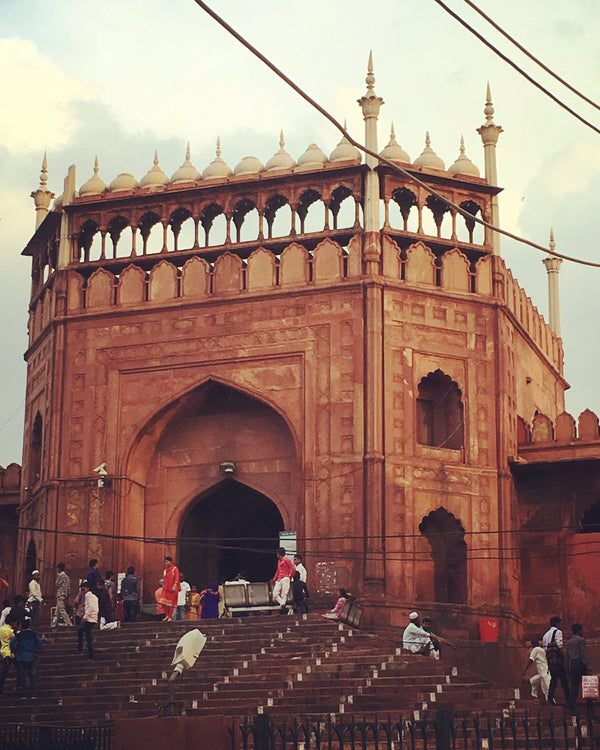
[0,38,97,153]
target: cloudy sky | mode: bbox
[0,0,598,464]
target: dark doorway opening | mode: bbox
[179,480,284,589]
[419,507,467,603]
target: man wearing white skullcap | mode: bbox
[403,611,435,656]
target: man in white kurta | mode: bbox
[523,638,550,700]
[402,612,434,655]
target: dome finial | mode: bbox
[484,82,495,124]
[40,152,49,188]
[549,228,555,252]
[186,142,191,161]
[366,50,375,91]
[279,130,285,148]
[93,155,99,175]
[216,137,222,158]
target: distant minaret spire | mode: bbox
[477,83,503,255]
[357,51,384,244]
[543,229,563,337]
[31,152,55,230]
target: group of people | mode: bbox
[153,549,311,620]
[154,557,222,622]
[523,616,589,710]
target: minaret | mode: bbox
[542,229,562,337]
[477,83,503,255]
[357,52,385,589]
[30,153,55,230]
[357,51,384,267]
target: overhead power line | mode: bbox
[192,0,600,268]
[431,0,600,135]
[459,0,600,112]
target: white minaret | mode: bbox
[30,153,55,229]
[542,229,562,337]
[357,52,384,248]
[477,83,503,255]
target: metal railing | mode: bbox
[0,723,113,750]
[232,709,598,750]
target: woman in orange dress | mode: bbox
[186,585,201,620]
[158,556,180,622]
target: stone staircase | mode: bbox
[0,614,556,727]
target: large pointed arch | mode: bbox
[121,377,301,599]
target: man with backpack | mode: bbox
[543,616,570,705]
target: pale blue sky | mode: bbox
[1,0,599,463]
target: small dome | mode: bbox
[413,132,445,171]
[329,124,361,164]
[140,151,169,189]
[265,131,296,172]
[448,136,480,178]
[109,172,138,192]
[170,143,200,184]
[79,156,106,197]
[202,138,233,180]
[296,143,328,170]
[234,155,264,176]
[379,124,410,164]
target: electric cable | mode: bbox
[459,0,600,112]
[192,0,600,268]
[430,0,600,135]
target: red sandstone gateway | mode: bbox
[12,60,600,642]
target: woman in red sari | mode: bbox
[159,556,180,622]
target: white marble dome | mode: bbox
[413,132,445,171]
[109,172,138,192]
[140,151,169,189]
[265,132,296,172]
[79,157,106,197]
[170,143,200,183]
[234,155,264,176]
[202,138,233,180]
[379,125,410,164]
[329,132,361,163]
[296,143,328,170]
[448,137,480,178]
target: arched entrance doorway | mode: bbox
[419,507,467,603]
[179,480,284,589]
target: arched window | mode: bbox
[416,370,464,450]
[419,508,467,603]
[29,412,43,486]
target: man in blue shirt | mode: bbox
[10,619,42,698]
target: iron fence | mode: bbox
[0,723,113,750]
[232,709,599,750]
